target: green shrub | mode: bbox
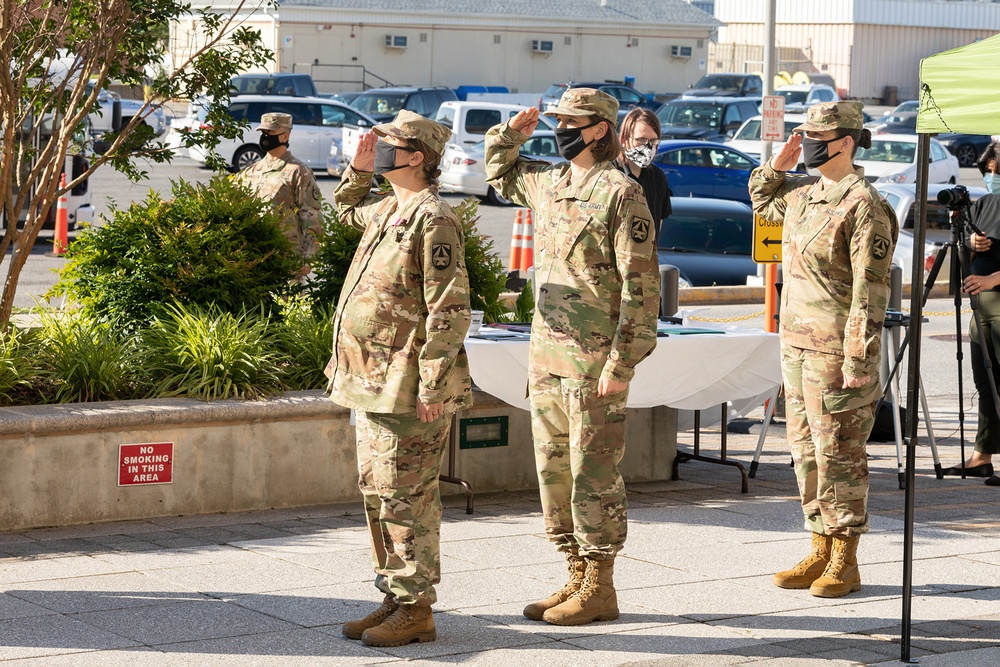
[142,302,286,401]
[451,198,509,324]
[50,176,301,333]
[35,310,139,403]
[0,327,38,405]
[274,299,334,390]
[304,202,362,315]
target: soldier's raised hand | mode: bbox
[772,131,803,172]
[352,131,377,173]
[510,107,539,137]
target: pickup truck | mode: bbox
[87,82,166,136]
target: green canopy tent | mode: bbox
[898,34,1000,661]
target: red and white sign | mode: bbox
[761,95,786,142]
[119,442,173,486]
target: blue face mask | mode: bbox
[986,173,1000,196]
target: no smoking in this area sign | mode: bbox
[761,95,785,142]
[119,442,173,486]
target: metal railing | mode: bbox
[291,63,395,92]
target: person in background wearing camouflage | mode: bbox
[749,101,898,598]
[485,89,659,625]
[234,112,323,275]
[327,110,472,647]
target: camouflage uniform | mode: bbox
[328,111,472,606]
[749,102,898,537]
[234,113,323,261]
[485,90,659,559]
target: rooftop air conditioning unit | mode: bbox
[531,40,554,54]
[385,34,408,49]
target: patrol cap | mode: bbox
[794,101,865,133]
[258,112,293,132]
[543,88,619,125]
[373,109,451,156]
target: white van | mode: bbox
[434,101,527,148]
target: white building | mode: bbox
[175,1,722,97]
[714,0,1000,102]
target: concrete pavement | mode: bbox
[0,392,998,665]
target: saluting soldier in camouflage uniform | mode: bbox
[749,101,898,598]
[328,110,472,646]
[485,89,659,625]
[234,112,323,273]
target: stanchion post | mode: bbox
[764,262,778,333]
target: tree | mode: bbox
[0,0,275,329]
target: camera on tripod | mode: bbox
[937,184,972,210]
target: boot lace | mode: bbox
[369,598,396,624]
[382,605,414,632]
[569,567,598,603]
[556,558,587,597]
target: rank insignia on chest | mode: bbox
[872,234,890,260]
[630,216,650,244]
[432,242,452,269]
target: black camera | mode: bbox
[938,184,971,210]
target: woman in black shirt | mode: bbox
[616,108,671,244]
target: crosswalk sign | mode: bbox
[752,214,782,263]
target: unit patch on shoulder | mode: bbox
[630,216,650,244]
[871,233,889,260]
[432,242,452,269]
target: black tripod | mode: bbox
[878,197,1000,482]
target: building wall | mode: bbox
[714,0,1000,101]
[274,21,713,96]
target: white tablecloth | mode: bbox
[464,325,781,431]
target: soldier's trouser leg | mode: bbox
[355,410,451,606]
[970,291,1000,456]
[781,346,876,537]
[529,370,629,559]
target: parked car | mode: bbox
[682,73,763,99]
[726,113,808,166]
[866,111,917,134]
[86,82,166,136]
[349,86,458,123]
[774,84,839,112]
[320,91,361,105]
[935,133,993,168]
[439,131,564,205]
[657,97,761,143]
[652,140,759,204]
[186,95,377,172]
[230,73,318,97]
[435,101,527,148]
[856,135,959,185]
[539,81,661,122]
[875,183,989,284]
[882,100,919,116]
[657,197,758,287]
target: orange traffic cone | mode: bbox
[521,209,534,271]
[54,173,69,256]
[508,209,524,274]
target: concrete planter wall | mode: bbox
[0,391,676,532]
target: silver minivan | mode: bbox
[187,95,376,172]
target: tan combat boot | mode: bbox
[342,594,398,640]
[810,533,862,598]
[542,557,619,626]
[523,552,588,620]
[360,604,436,647]
[772,532,832,589]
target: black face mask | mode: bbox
[259,132,287,152]
[801,136,845,169]
[373,141,416,175]
[554,120,602,160]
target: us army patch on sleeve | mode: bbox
[872,234,889,260]
[630,216,651,244]
[432,242,452,269]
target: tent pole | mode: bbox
[900,132,931,662]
